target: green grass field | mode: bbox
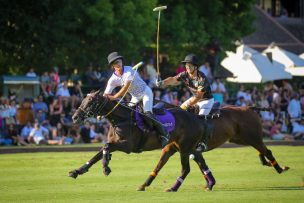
[1,146,304,203]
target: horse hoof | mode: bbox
[137,186,145,191]
[68,170,78,179]
[204,184,214,191]
[165,188,177,192]
[283,166,290,172]
[103,167,112,176]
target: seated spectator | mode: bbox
[28,123,49,145]
[89,124,104,143]
[0,97,12,127]
[40,71,50,97]
[56,81,71,110]
[26,68,37,77]
[32,95,48,124]
[49,97,63,126]
[244,89,253,106]
[70,81,83,110]
[16,100,34,126]
[270,121,294,141]
[50,66,60,94]
[5,124,28,146]
[68,124,81,144]
[20,121,33,143]
[50,122,73,145]
[235,96,246,107]
[80,121,91,143]
[257,92,270,108]
[291,118,304,140]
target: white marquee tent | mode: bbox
[221,45,292,83]
[263,45,304,76]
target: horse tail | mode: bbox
[249,106,272,112]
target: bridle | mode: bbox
[77,93,109,119]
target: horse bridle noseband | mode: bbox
[78,93,109,119]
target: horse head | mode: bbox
[72,89,108,124]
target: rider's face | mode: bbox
[112,59,123,70]
[185,63,195,74]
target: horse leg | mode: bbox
[192,152,216,191]
[137,144,177,191]
[254,144,289,173]
[259,153,271,166]
[101,141,133,176]
[166,152,191,192]
[68,147,104,179]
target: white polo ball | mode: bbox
[189,154,195,160]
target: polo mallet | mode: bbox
[153,5,167,80]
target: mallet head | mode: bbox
[153,6,167,12]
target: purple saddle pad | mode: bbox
[135,110,175,133]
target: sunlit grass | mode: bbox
[0,146,303,203]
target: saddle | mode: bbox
[135,103,175,133]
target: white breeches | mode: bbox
[129,86,153,113]
[181,97,214,116]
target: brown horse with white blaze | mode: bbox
[69,89,289,192]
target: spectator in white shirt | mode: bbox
[28,123,49,145]
[288,93,302,119]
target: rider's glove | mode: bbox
[180,103,190,111]
[155,79,164,87]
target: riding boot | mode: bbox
[144,111,170,148]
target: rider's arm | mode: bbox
[162,76,180,87]
[110,80,131,100]
[188,91,204,106]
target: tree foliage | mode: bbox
[0,0,255,75]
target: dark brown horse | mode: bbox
[69,89,289,192]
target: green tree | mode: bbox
[0,0,255,75]
[157,0,255,72]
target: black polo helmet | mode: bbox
[181,54,199,66]
[107,52,123,65]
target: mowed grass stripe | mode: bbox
[0,146,303,203]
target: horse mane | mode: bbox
[221,105,272,112]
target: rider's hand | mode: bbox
[180,103,190,111]
[155,79,164,87]
[107,95,116,101]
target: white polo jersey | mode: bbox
[104,66,147,98]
